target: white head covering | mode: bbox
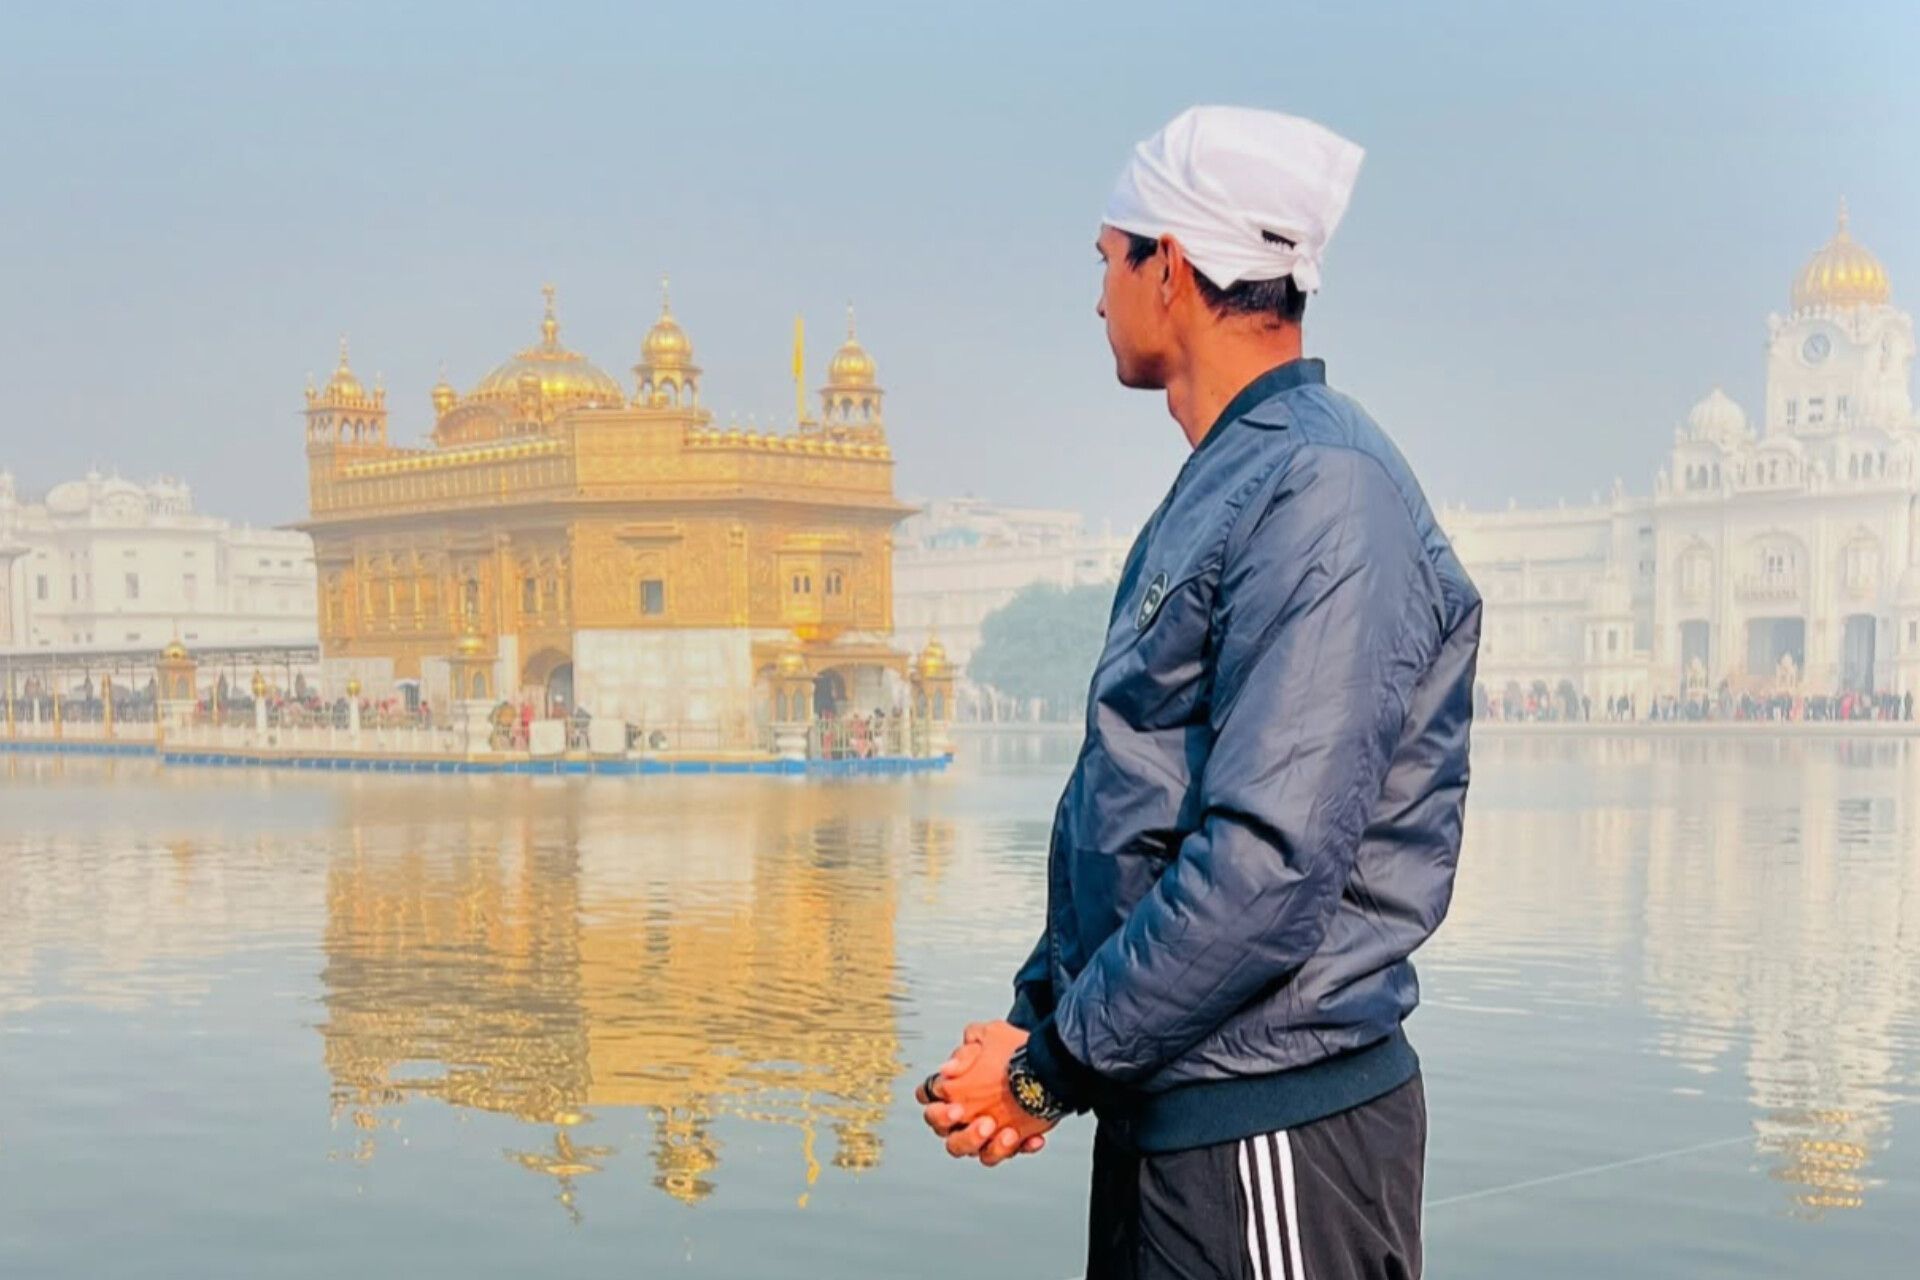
[1103,105,1365,293]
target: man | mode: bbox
[917,106,1481,1279]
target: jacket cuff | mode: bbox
[1024,1015,1104,1115]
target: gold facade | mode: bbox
[300,287,911,694]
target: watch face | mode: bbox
[1803,332,1832,364]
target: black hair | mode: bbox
[1123,231,1307,325]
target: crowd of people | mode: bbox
[812,707,906,760]
[1475,683,1917,724]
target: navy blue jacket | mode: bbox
[1015,360,1481,1152]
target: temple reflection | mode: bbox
[1462,735,1920,1218]
[316,781,932,1210]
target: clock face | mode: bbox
[1803,332,1832,364]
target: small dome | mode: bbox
[915,637,948,678]
[325,358,364,401]
[431,368,458,418]
[640,279,696,368]
[1792,200,1892,311]
[308,336,383,409]
[825,306,878,387]
[44,480,90,515]
[161,639,190,662]
[470,286,625,418]
[775,649,807,677]
[456,631,487,656]
[1686,387,1748,442]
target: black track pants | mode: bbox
[1086,1075,1426,1280]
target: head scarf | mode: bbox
[1103,105,1365,292]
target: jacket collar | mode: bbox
[1192,358,1325,456]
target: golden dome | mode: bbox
[470,286,625,417]
[826,305,878,387]
[641,277,696,368]
[456,631,486,656]
[430,367,458,419]
[327,338,364,398]
[312,336,376,405]
[1792,200,1892,311]
[161,639,189,662]
[915,637,948,678]
[776,649,808,677]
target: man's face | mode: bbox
[1095,225,1172,389]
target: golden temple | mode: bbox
[299,283,916,739]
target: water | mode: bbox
[2,733,1917,1278]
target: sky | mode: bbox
[0,0,1915,532]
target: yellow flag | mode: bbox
[792,314,807,424]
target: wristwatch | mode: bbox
[1007,1044,1067,1122]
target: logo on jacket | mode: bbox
[1136,572,1169,631]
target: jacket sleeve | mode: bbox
[1032,445,1440,1098]
[1006,931,1054,1031]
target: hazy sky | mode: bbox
[0,1,1914,531]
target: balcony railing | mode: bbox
[1735,573,1802,602]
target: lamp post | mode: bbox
[251,670,269,736]
[346,677,362,741]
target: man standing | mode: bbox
[918,106,1480,1279]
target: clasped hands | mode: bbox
[914,1020,1056,1167]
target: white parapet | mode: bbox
[528,718,567,757]
[587,719,627,757]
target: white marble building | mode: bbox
[0,469,317,655]
[891,496,1132,672]
[1442,204,1919,711]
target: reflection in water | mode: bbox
[1460,735,1920,1218]
[2,738,1917,1264]
[316,783,938,1213]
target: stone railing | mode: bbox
[3,719,161,744]
[162,720,464,756]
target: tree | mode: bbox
[967,582,1115,719]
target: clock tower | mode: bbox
[1763,199,1915,440]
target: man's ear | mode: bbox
[1157,235,1182,306]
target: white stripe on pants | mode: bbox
[1237,1131,1306,1280]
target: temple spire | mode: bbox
[541,284,559,346]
